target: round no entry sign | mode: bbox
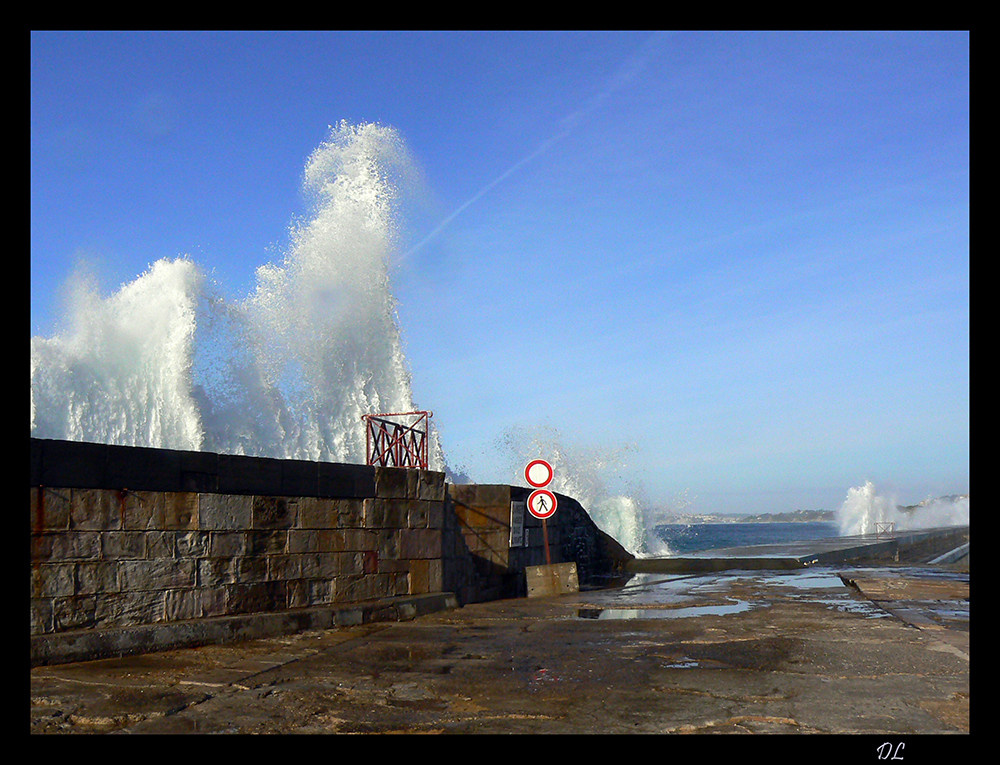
[524,459,554,488]
[527,489,557,519]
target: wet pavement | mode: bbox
[29,560,970,737]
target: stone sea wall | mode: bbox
[30,438,632,664]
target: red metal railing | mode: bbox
[362,410,432,469]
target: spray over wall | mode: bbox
[836,480,969,536]
[497,424,657,557]
[31,121,444,470]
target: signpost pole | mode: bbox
[542,518,551,565]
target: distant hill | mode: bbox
[657,508,835,524]
[737,509,836,523]
[655,495,967,525]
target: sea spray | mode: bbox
[836,480,969,535]
[30,257,204,450]
[498,424,654,556]
[31,121,445,470]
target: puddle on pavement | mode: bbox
[753,570,847,589]
[661,657,701,669]
[576,567,898,620]
[578,597,758,620]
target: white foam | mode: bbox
[835,480,969,535]
[31,121,445,470]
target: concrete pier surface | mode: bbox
[30,555,969,738]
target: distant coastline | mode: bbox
[657,509,835,525]
[656,494,969,525]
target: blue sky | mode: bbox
[30,30,969,515]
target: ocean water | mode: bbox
[653,521,841,556]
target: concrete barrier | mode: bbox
[525,562,579,597]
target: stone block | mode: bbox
[295,497,331,529]
[53,595,98,631]
[408,559,430,594]
[245,529,288,556]
[175,530,210,558]
[375,467,413,499]
[299,552,340,579]
[74,561,119,595]
[334,607,364,627]
[198,494,252,530]
[119,559,196,591]
[43,532,102,562]
[399,528,442,559]
[120,490,159,530]
[369,573,394,599]
[333,574,375,602]
[95,590,164,628]
[288,529,315,554]
[376,529,400,560]
[100,531,146,560]
[288,529,341,554]
[199,587,228,618]
[449,484,510,509]
[307,579,333,605]
[332,552,363,577]
[363,497,409,528]
[161,492,199,529]
[164,589,199,621]
[31,487,71,532]
[209,531,246,558]
[30,534,52,564]
[251,495,295,529]
[377,557,409,574]
[415,471,446,501]
[267,554,302,581]
[333,499,365,528]
[234,556,268,582]
[425,502,444,529]
[30,599,53,635]
[389,572,410,598]
[407,499,445,529]
[30,563,75,598]
[426,559,443,592]
[69,488,122,530]
[145,531,175,559]
[226,581,287,614]
[452,498,511,528]
[199,557,237,587]
[287,579,309,608]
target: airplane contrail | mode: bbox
[404,32,668,259]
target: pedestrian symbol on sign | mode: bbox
[527,488,557,520]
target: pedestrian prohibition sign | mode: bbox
[527,488,557,520]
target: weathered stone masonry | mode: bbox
[30,438,632,665]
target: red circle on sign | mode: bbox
[524,459,553,488]
[527,489,557,519]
